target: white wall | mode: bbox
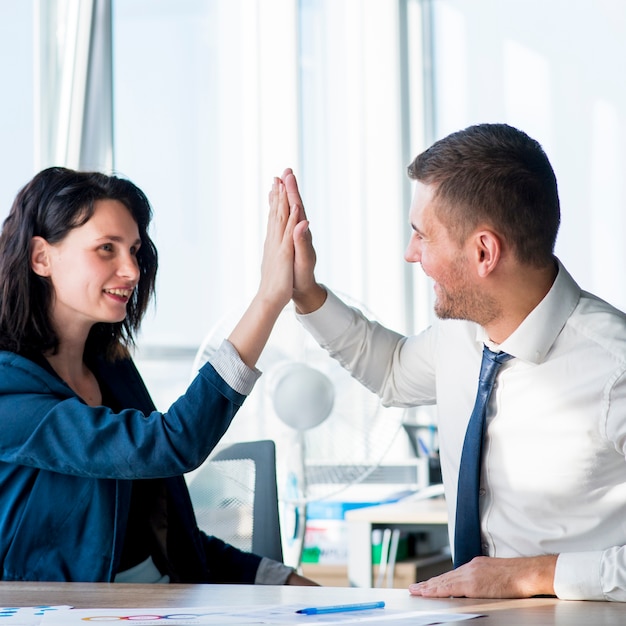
[432,0,626,310]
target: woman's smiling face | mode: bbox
[32,199,142,337]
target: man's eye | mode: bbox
[101,243,113,252]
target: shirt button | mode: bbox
[478,488,486,496]
[481,543,489,553]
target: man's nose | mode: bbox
[405,240,421,264]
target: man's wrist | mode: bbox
[522,554,557,597]
[293,283,327,314]
[537,554,558,596]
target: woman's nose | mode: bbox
[118,254,140,281]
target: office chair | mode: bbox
[186,439,284,563]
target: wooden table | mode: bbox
[0,581,623,625]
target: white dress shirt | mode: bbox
[296,261,626,601]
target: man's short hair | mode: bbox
[407,123,560,267]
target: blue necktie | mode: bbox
[453,345,513,568]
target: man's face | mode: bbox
[405,182,496,324]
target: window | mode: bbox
[113,0,421,409]
[430,0,626,310]
[0,1,34,214]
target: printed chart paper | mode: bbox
[0,606,73,626]
[40,604,483,625]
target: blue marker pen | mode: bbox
[296,601,385,615]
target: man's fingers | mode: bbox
[293,219,310,243]
[283,169,307,219]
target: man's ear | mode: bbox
[30,236,51,277]
[471,229,501,278]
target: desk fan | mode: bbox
[190,297,404,568]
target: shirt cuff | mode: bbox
[296,287,354,346]
[254,557,295,585]
[207,339,261,396]
[554,551,604,600]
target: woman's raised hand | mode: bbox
[257,177,300,309]
[281,168,327,314]
[226,175,303,369]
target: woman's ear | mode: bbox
[30,236,51,277]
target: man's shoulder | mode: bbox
[575,289,626,324]
[557,261,626,325]
[568,290,626,353]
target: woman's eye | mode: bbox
[101,243,113,252]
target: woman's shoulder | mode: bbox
[0,350,44,372]
[0,350,71,394]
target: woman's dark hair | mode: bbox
[408,123,560,267]
[0,166,158,360]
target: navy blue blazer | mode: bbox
[0,350,261,582]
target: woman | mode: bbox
[0,167,314,585]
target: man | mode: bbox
[283,123,626,601]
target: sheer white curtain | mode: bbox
[114,0,299,356]
[297,0,412,331]
[112,0,426,409]
[430,0,626,312]
[36,0,113,171]
[0,2,35,213]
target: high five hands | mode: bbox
[226,170,308,369]
[278,168,327,315]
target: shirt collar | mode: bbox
[475,259,581,364]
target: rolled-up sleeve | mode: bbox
[207,339,261,396]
